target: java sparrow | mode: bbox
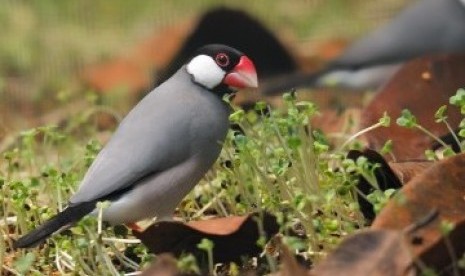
[262,0,465,94]
[14,44,258,248]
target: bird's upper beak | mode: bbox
[223,56,258,89]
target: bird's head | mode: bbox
[186,44,258,95]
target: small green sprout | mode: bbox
[439,220,455,236]
[434,105,448,123]
[397,109,453,152]
[197,238,215,274]
[396,109,416,128]
[229,109,245,123]
[13,252,36,274]
[379,112,391,127]
[449,88,465,114]
[366,189,396,214]
[380,140,393,155]
[177,254,200,275]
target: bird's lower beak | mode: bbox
[224,56,258,89]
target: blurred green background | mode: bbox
[0,0,409,136]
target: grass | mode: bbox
[2,78,465,275]
[0,91,371,274]
[6,88,463,274]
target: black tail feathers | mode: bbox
[260,69,330,95]
[13,201,96,249]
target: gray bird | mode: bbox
[262,0,465,94]
[14,44,258,248]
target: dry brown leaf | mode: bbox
[310,230,415,276]
[372,153,465,273]
[82,23,188,94]
[140,254,182,276]
[134,212,279,264]
[362,54,465,160]
[388,161,433,185]
[273,242,309,276]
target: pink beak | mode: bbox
[223,56,258,89]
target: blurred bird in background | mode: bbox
[261,0,465,94]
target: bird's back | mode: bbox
[70,67,229,205]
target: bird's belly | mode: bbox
[100,157,210,225]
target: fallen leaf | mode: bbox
[372,153,465,273]
[310,230,415,276]
[272,241,308,276]
[82,22,189,95]
[83,58,150,94]
[387,161,433,185]
[361,54,465,160]
[140,254,182,276]
[134,212,279,264]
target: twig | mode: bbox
[2,265,20,275]
[102,237,141,244]
[0,216,17,226]
[192,190,226,219]
[338,122,383,151]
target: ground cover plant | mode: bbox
[1,91,369,274]
[4,87,465,275]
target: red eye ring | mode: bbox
[215,53,230,67]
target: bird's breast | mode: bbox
[185,96,229,159]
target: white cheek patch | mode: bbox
[186,55,226,89]
[460,0,465,6]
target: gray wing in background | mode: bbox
[334,0,465,68]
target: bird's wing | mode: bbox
[334,0,465,69]
[69,76,193,204]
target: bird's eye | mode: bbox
[215,53,230,67]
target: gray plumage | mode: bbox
[14,44,258,248]
[335,0,465,68]
[71,66,230,223]
[262,0,465,94]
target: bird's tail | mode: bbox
[13,201,96,249]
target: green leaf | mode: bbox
[449,88,465,107]
[296,101,317,116]
[177,254,200,274]
[229,109,245,123]
[434,105,448,123]
[378,112,391,127]
[197,238,214,251]
[287,136,302,149]
[443,147,455,157]
[254,101,267,112]
[459,129,465,138]
[439,220,455,236]
[13,252,36,274]
[380,140,393,155]
[314,140,329,153]
[396,109,417,128]
[283,236,307,251]
[424,149,438,161]
[282,92,296,102]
